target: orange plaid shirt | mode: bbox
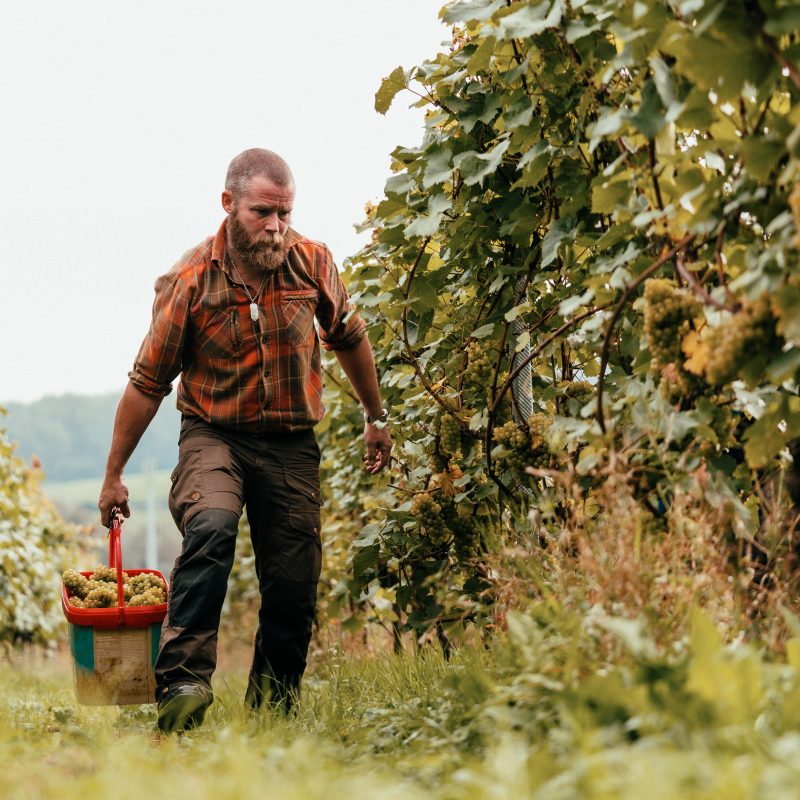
[129,219,366,433]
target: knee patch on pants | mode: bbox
[167,508,239,628]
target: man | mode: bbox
[97,148,392,733]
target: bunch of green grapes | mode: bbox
[493,414,553,474]
[63,568,167,607]
[493,420,530,472]
[83,584,118,609]
[528,413,553,469]
[411,492,451,545]
[450,502,482,562]
[464,339,494,387]
[82,579,105,596]
[128,588,167,607]
[125,573,167,607]
[128,573,166,595]
[90,564,126,583]
[705,296,782,386]
[528,412,552,439]
[643,279,701,372]
[62,569,88,595]
[438,412,463,458]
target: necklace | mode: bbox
[226,249,268,321]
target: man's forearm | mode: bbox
[105,383,163,477]
[334,335,392,474]
[332,336,384,415]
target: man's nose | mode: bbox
[264,213,280,231]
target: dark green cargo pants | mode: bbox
[154,416,322,710]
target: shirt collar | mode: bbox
[212,218,302,277]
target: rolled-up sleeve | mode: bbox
[128,272,190,397]
[315,246,366,352]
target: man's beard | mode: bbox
[228,211,289,272]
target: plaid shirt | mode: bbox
[129,219,366,433]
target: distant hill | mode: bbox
[2,391,182,482]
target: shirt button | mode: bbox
[191,492,201,501]
[261,335,269,343]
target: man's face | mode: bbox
[224,175,295,272]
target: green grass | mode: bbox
[5,607,800,798]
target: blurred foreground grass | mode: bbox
[5,606,800,799]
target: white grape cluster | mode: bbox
[642,278,705,397]
[411,492,452,546]
[704,296,781,386]
[451,501,482,562]
[464,339,494,387]
[643,279,700,371]
[63,566,166,608]
[493,413,553,474]
[437,412,463,458]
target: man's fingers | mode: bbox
[364,425,393,474]
[364,446,391,474]
[98,485,131,528]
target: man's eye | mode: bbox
[279,211,291,219]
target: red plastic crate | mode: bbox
[61,516,168,628]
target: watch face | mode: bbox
[365,408,389,424]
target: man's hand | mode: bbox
[363,422,393,474]
[98,474,131,528]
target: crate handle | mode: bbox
[108,508,126,610]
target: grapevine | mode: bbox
[330,0,800,640]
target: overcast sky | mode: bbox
[0,1,448,404]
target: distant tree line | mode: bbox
[3,392,181,482]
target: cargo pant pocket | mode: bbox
[168,444,243,533]
[169,449,207,532]
[274,468,323,583]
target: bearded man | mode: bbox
[97,148,392,733]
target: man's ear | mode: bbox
[221,190,234,214]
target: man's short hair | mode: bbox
[225,149,294,200]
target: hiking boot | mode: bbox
[245,672,299,716]
[157,682,212,734]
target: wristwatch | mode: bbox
[364,407,389,429]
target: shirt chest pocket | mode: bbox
[280,290,318,346]
[197,308,246,360]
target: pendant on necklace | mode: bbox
[249,302,259,321]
